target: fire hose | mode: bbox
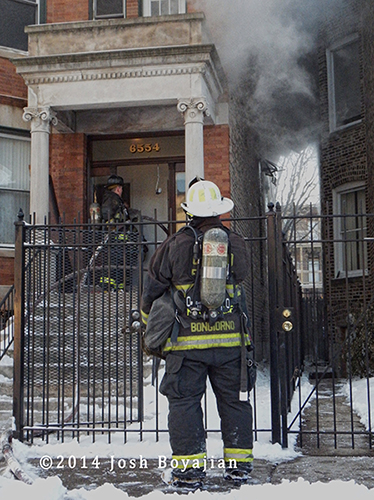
[1,429,33,484]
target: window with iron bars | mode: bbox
[333,183,367,278]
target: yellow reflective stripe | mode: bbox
[224,448,253,463]
[99,277,124,289]
[172,453,207,469]
[164,342,241,351]
[164,333,250,351]
[226,283,242,299]
[141,310,148,325]
[174,284,193,292]
[171,333,242,341]
[100,277,112,284]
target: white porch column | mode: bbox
[177,97,209,191]
[23,107,57,224]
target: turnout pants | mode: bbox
[159,347,253,476]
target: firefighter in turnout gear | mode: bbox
[101,174,128,223]
[99,175,146,290]
[141,179,255,489]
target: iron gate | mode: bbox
[11,205,374,450]
[278,203,373,451]
[13,215,147,442]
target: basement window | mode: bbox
[333,182,367,278]
[327,35,362,132]
[143,0,186,16]
[93,0,125,19]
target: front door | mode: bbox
[89,133,185,245]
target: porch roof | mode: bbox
[11,14,228,130]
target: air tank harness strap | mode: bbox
[240,312,249,399]
[170,309,180,345]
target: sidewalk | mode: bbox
[18,374,374,496]
[21,454,374,497]
[1,350,373,495]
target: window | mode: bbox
[327,35,362,132]
[308,259,321,284]
[143,0,186,16]
[93,0,125,19]
[0,133,30,245]
[173,167,185,232]
[333,183,367,277]
[0,0,38,51]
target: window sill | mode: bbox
[333,269,368,281]
[329,118,363,135]
[0,247,15,259]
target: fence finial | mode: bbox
[17,209,24,222]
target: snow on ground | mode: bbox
[343,377,374,432]
[1,363,373,498]
[0,474,373,500]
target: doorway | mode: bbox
[89,133,185,243]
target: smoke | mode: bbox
[192,0,345,157]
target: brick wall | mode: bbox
[319,0,366,215]
[0,56,28,287]
[187,1,197,13]
[203,125,230,197]
[47,0,89,23]
[126,0,139,17]
[0,258,14,285]
[319,0,374,372]
[0,57,27,108]
[229,88,269,360]
[49,133,87,222]
[362,0,374,295]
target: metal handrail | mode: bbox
[0,285,15,361]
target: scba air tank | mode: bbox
[200,228,229,310]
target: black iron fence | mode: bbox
[281,204,373,451]
[10,205,374,451]
[13,216,147,443]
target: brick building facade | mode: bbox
[0,44,29,297]
[318,0,374,369]
[0,0,265,351]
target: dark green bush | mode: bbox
[346,304,374,377]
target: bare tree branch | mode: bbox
[273,145,319,217]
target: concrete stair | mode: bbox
[0,348,14,432]
[0,288,151,439]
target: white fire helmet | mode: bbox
[181,180,234,217]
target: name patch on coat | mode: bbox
[190,320,236,333]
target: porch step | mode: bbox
[1,287,148,437]
[0,351,14,431]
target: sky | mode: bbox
[0,357,373,499]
